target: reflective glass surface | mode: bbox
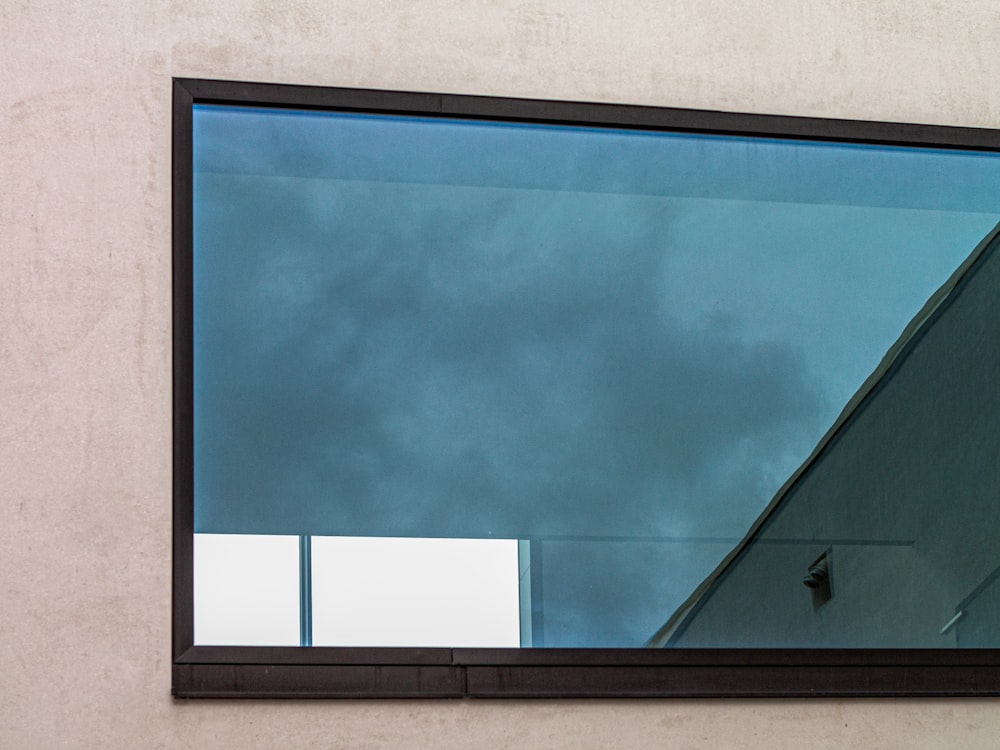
[191,103,1000,647]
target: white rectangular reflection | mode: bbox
[311,536,521,647]
[194,533,300,646]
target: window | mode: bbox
[173,77,1000,697]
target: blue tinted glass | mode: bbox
[192,104,1000,647]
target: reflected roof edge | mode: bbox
[647,219,1000,647]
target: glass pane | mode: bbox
[194,533,299,646]
[191,103,1000,647]
[310,536,520,647]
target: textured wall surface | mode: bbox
[4,1,1000,747]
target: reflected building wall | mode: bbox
[655,225,1000,648]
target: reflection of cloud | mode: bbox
[197,181,830,650]
[195,175,826,547]
[541,540,736,647]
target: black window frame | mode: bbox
[172,76,1000,698]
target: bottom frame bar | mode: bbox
[173,662,1000,699]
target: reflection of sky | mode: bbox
[192,105,1000,646]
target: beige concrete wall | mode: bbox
[4,1,1000,746]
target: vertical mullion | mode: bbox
[299,535,313,647]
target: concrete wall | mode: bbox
[5,1,1000,746]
